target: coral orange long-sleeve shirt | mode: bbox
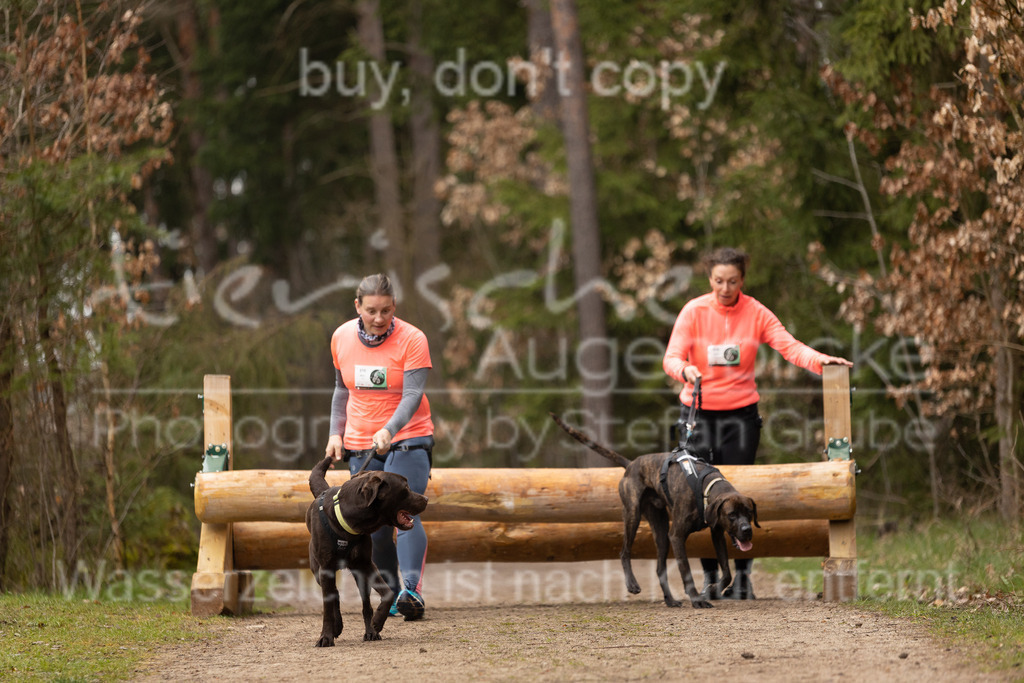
[330,317,434,449]
[663,292,829,411]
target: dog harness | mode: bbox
[661,376,724,528]
[316,489,361,554]
[659,453,724,530]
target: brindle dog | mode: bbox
[305,456,428,646]
[551,414,758,608]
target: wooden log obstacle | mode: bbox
[191,367,857,616]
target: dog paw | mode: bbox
[626,581,641,595]
[315,635,336,647]
[664,598,683,608]
[690,599,714,609]
[364,631,382,642]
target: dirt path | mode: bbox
[135,561,1010,682]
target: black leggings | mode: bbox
[682,403,762,574]
[684,402,762,466]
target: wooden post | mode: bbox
[190,375,252,616]
[822,365,857,601]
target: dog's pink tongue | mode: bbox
[738,540,753,552]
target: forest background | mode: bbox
[0,0,1021,592]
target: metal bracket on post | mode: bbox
[202,443,229,472]
[826,437,852,461]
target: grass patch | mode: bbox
[761,515,1024,673]
[858,516,1024,673]
[0,593,220,681]
[870,597,1024,671]
[858,516,1024,598]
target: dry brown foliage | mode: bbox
[1,2,172,170]
[817,0,1024,418]
[1,1,175,329]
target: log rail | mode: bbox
[191,367,857,616]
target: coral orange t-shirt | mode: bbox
[663,292,829,411]
[330,317,434,449]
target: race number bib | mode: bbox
[707,344,741,366]
[354,365,388,389]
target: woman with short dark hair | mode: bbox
[663,247,851,599]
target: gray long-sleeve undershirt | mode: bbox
[330,367,428,444]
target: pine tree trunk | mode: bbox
[0,314,15,590]
[41,317,80,579]
[406,0,445,357]
[176,2,219,276]
[550,0,613,462]
[100,362,125,570]
[995,344,1020,521]
[357,0,407,285]
[525,0,561,121]
[990,276,1021,521]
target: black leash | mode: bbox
[346,436,436,475]
[350,448,377,476]
[674,376,702,455]
[661,377,718,525]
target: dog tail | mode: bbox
[549,413,632,468]
[309,456,334,498]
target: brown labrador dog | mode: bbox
[305,455,428,647]
[551,414,758,608]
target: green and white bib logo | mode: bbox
[355,365,388,389]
